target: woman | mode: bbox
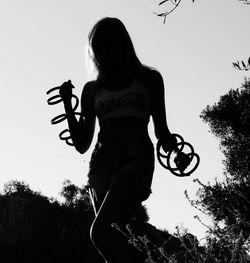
[59,17,176,263]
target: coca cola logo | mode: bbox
[96,92,146,118]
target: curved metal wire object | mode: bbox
[156,134,200,177]
[46,86,82,146]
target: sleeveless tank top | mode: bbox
[94,77,151,123]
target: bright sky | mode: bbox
[1,0,249,241]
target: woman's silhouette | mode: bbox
[59,17,176,263]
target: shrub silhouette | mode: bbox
[0,180,204,262]
[0,180,101,263]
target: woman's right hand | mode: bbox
[59,80,74,103]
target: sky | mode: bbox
[0,0,249,241]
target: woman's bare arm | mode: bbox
[61,81,96,154]
[149,70,171,140]
[78,81,96,153]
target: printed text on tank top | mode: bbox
[95,78,150,121]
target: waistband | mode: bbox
[99,117,149,129]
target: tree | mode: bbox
[0,180,101,263]
[186,78,250,262]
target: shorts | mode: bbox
[87,140,155,202]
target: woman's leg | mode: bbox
[90,173,141,263]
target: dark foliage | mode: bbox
[233,58,250,71]
[187,78,250,262]
[0,179,203,262]
[0,180,102,263]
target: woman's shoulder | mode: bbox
[84,80,98,90]
[80,80,99,103]
[139,67,164,90]
[82,80,98,94]
[140,66,163,83]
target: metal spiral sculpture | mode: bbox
[157,134,200,177]
[46,85,82,146]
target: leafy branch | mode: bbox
[154,0,249,23]
[233,57,250,71]
[154,0,185,23]
[239,0,250,4]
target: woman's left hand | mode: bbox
[160,133,177,153]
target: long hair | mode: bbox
[87,17,144,81]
